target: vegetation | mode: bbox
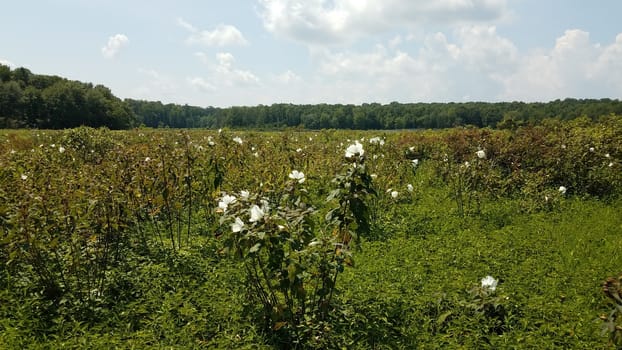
[0,65,133,129]
[1,116,622,348]
[3,64,622,130]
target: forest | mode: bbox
[2,64,622,130]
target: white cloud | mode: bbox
[101,34,129,59]
[191,52,260,91]
[132,68,181,101]
[258,0,509,46]
[187,77,216,92]
[275,70,302,84]
[310,25,518,102]
[178,18,248,47]
[499,29,622,100]
[0,58,14,67]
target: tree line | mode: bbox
[0,65,133,129]
[2,64,622,130]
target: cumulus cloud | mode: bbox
[132,68,182,101]
[0,58,14,67]
[275,70,302,84]
[101,34,129,59]
[303,25,622,103]
[310,24,519,102]
[190,52,260,93]
[498,29,622,100]
[258,0,509,46]
[178,18,248,47]
[187,77,216,92]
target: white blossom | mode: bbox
[233,136,243,144]
[407,184,414,192]
[231,217,245,233]
[412,159,419,167]
[218,194,237,212]
[369,137,385,145]
[249,205,265,223]
[289,170,305,183]
[345,141,364,158]
[240,190,250,199]
[391,190,399,199]
[21,174,28,180]
[558,186,567,195]
[476,150,486,159]
[481,275,498,292]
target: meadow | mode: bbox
[1,116,622,349]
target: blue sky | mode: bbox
[1,0,621,107]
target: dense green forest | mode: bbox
[2,64,622,130]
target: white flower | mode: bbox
[296,148,303,153]
[218,194,237,212]
[249,205,265,223]
[240,190,250,199]
[58,146,65,153]
[370,173,377,179]
[476,150,486,159]
[409,146,415,152]
[218,128,222,133]
[10,149,16,154]
[464,161,470,168]
[144,157,151,162]
[231,217,245,233]
[21,174,28,180]
[561,144,566,149]
[609,162,614,167]
[481,275,498,292]
[289,170,305,183]
[605,153,611,158]
[391,190,399,199]
[412,159,419,167]
[558,186,567,195]
[407,184,414,192]
[369,137,384,145]
[345,141,364,158]
[50,144,56,148]
[589,147,595,152]
[260,199,270,213]
[253,152,259,158]
[308,240,322,247]
[233,136,243,144]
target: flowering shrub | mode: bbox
[216,142,375,344]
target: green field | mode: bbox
[1,119,622,348]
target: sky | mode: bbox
[1,0,622,107]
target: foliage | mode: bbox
[0,122,622,348]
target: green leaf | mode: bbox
[249,242,261,253]
[437,311,452,325]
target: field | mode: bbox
[1,117,622,349]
